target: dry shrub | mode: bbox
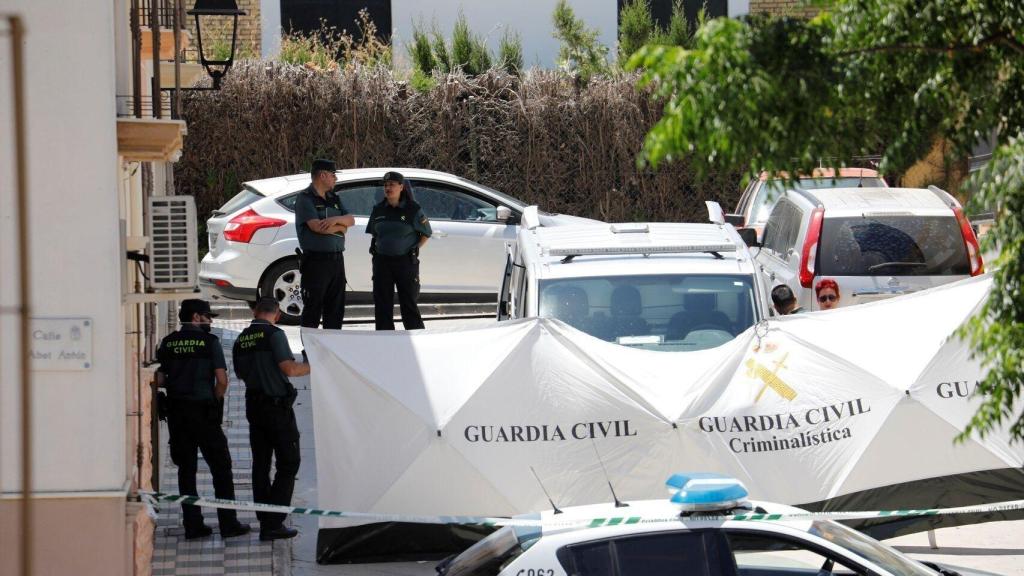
[175,62,741,224]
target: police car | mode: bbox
[437,473,999,576]
[497,203,770,351]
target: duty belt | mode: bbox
[303,250,344,261]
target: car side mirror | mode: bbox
[725,213,745,227]
[496,205,513,223]
[737,228,758,247]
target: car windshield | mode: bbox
[438,526,541,576]
[538,275,758,352]
[818,216,970,276]
[808,521,936,576]
[752,177,886,224]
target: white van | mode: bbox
[753,186,984,312]
[497,205,770,352]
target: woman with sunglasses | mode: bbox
[815,278,841,310]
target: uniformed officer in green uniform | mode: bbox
[294,159,355,330]
[233,297,310,541]
[367,171,432,330]
[156,299,250,540]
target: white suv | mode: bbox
[753,186,984,312]
[497,204,770,352]
[200,168,597,323]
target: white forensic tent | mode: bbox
[305,275,1024,560]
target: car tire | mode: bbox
[260,259,302,326]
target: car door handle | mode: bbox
[433,231,449,238]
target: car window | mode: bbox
[726,531,865,575]
[763,200,794,255]
[538,274,757,352]
[277,192,299,211]
[561,531,713,576]
[216,188,264,215]
[412,181,499,222]
[818,216,970,276]
[336,183,383,217]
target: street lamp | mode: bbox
[188,0,247,89]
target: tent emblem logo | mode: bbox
[745,352,797,402]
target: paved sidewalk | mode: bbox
[152,327,290,576]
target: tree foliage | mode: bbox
[627,0,1024,440]
[552,0,610,82]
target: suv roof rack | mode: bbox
[546,243,737,258]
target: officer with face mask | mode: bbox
[156,299,250,540]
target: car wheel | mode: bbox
[260,259,302,325]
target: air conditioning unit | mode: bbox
[146,196,198,290]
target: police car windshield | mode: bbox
[809,521,935,576]
[439,526,540,576]
[538,275,757,352]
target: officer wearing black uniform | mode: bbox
[233,297,310,541]
[156,299,250,540]
[367,171,432,330]
[294,159,355,330]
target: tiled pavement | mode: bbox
[152,327,289,576]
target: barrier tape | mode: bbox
[138,491,1024,529]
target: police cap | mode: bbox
[311,159,336,174]
[382,171,404,184]
[179,299,218,322]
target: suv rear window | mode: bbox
[215,188,263,215]
[818,216,970,276]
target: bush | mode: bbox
[499,29,523,76]
[176,64,741,226]
[552,0,610,82]
[619,0,656,62]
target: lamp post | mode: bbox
[188,0,247,90]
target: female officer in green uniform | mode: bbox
[367,171,432,330]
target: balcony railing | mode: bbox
[138,0,186,31]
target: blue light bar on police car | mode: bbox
[666,472,749,512]
[547,244,737,257]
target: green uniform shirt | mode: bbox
[366,199,432,256]
[156,325,226,401]
[232,319,295,398]
[294,184,349,253]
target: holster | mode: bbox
[155,390,169,422]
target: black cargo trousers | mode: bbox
[300,250,346,329]
[372,252,424,330]
[246,393,300,530]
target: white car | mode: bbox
[497,204,771,352]
[200,168,597,323]
[437,473,999,576]
[752,186,984,312]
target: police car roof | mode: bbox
[522,223,754,280]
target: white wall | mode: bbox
[0,0,126,493]
[728,0,750,17]
[391,0,618,70]
[261,0,281,59]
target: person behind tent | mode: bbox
[155,299,250,540]
[232,297,310,541]
[366,171,432,330]
[815,278,841,310]
[771,284,804,315]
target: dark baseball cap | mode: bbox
[311,159,336,174]
[179,299,218,322]
[382,171,404,184]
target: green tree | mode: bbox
[499,29,524,75]
[619,0,657,62]
[627,1,1024,440]
[552,0,609,82]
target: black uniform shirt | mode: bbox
[294,184,349,253]
[232,319,295,398]
[156,325,226,401]
[366,199,432,256]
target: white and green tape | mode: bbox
[138,491,1024,529]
